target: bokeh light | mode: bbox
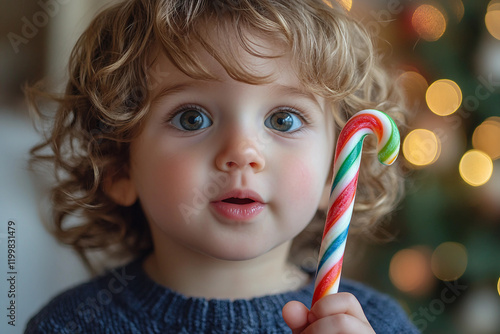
[458,288,500,333]
[459,150,494,186]
[487,0,500,10]
[431,242,468,281]
[323,0,352,11]
[486,1,500,40]
[403,129,441,167]
[426,79,462,116]
[412,4,447,41]
[472,117,500,160]
[323,0,333,8]
[451,0,465,22]
[338,0,352,11]
[390,248,433,294]
[497,277,500,296]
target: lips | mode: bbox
[210,190,265,221]
[222,198,256,205]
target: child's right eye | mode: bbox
[169,106,213,131]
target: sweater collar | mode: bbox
[117,257,315,331]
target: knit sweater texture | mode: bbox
[25,259,420,333]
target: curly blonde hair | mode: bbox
[27,0,407,270]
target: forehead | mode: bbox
[148,26,305,95]
[149,51,296,85]
[150,19,300,84]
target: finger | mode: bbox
[303,314,375,334]
[309,293,369,325]
[282,301,310,334]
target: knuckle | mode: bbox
[340,292,358,304]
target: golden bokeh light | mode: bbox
[403,129,441,166]
[412,4,447,41]
[431,242,468,281]
[390,248,432,293]
[451,0,465,22]
[472,117,500,160]
[497,277,500,296]
[486,6,500,40]
[487,0,500,10]
[323,0,352,11]
[487,0,500,12]
[486,1,500,40]
[338,0,352,11]
[426,79,462,116]
[459,150,494,186]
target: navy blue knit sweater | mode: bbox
[25,259,419,333]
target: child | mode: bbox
[25,0,419,333]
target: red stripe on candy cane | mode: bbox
[323,175,358,237]
[335,114,384,161]
[312,255,344,305]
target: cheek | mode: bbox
[286,162,313,201]
[133,151,205,213]
[280,157,324,207]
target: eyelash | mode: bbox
[272,106,311,124]
[164,104,211,122]
[269,106,311,136]
[163,104,311,133]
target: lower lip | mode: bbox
[210,201,265,221]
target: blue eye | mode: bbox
[170,107,212,131]
[265,110,303,132]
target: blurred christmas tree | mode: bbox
[345,0,500,333]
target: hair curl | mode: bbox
[27,0,407,271]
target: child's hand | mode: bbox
[282,293,375,334]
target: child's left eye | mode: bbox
[264,110,303,132]
[170,107,213,131]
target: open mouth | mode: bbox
[221,197,255,205]
[211,192,265,221]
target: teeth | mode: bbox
[222,198,254,204]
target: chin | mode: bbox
[202,243,273,262]
[209,249,264,262]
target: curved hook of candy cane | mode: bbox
[311,109,400,306]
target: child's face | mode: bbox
[120,36,335,262]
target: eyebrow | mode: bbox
[272,84,322,109]
[150,82,196,105]
[150,81,323,110]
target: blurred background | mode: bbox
[0,0,499,333]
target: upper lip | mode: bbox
[212,189,265,204]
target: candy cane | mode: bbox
[311,109,400,306]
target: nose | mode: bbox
[215,133,265,173]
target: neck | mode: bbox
[143,239,308,300]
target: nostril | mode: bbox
[216,149,265,172]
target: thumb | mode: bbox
[282,301,310,334]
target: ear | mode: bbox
[103,170,138,207]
